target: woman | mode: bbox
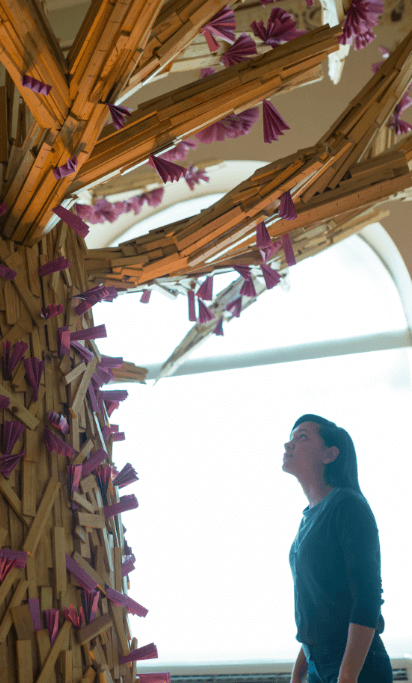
[283,414,393,683]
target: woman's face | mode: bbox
[283,421,327,470]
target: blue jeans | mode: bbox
[302,634,393,683]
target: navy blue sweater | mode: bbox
[289,487,385,645]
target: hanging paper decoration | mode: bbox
[107,103,132,130]
[119,644,158,665]
[371,45,390,73]
[52,204,90,238]
[57,326,71,357]
[28,598,42,631]
[0,202,7,217]
[21,74,52,95]
[43,609,59,645]
[262,99,290,143]
[99,389,128,402]
[279,190,297,220]
[200,6,236,53]
[213,318,224,336]
[71,340,94,363]
[101,356,124,369]
[196,276,213,301]
[76,284,118,306]
[158,139,198,163]
[71,324,107,341]
[41,303,64,319]
[47,411,69,434]
[140,290,151,303]
[82,447,109,478]
[240,278,257,297]
[256,221,281,263]
[389,89,412,135]
[96,464,112,506]
[148,154,187,184]
[105,586,148,616]
[195,108,259,144]
[0,421,26,477]
[64,605,85,629]
[261,262,281,289]
[104,494,139,518]
[113,463,139,489]
[234,265,257,297]
[44,428,76,458]
[251,8,306,46]
[2,340,28,380]
[121,554,136,578]
[221,33,257,67]
[281,233,297,266]
[81,589,100,624]
[226,297,242,317]
[188,290,197,322]
[53,155,78,180]
[0,396,10,409]
[24,357,45,401]
[200,67,216,78]
[338,0,384,50]
[0,263,16,280]
[0,450,26,478]
[185,164,210,190]
[38,256,71,277]
[66,553,98,592]
[198,299,216,324]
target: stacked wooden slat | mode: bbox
[0,222,149,683]
[70,22,342,195]
[83,29,412,291]
[110,363,147,384]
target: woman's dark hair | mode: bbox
[291,414,365,498]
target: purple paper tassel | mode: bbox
[64,605,85,629]
[119,644,158,665]
[43,609,59,645]
[53,155,78,180]
[70,324,107,341]
[261,263,281,289]
[71,340,94,363]
[256,221,280,263]
[99,389,128,402]
[21,74,52,95]
[0,396,10,409]
[52,204,90,238]
[140,290,151,303]
[75,300,93,317]
[100,356,124,368]
[66,553,98,592]
[279,191,297,220]
[96,464,112,506]
[81,589,99,624]
[113,463,139,489]
[196,276,213,301]
[105,586,148,617]
[240,279,256,297]
[28,598,42,631]
[121,554,136,578]
[38,256,71,277]
[262,99,290,143]
[104,494,139,518]
[213,318,224,336]
[226,297,242,317]
[200,6,236,52]
[41,303,64,319]
[3,340,28,380]
[198,299,216,324]
[0,263,17,280]
[44,428,76,458]
[82,448,109,478]
[148,154,187,184]
[23,358,45,401]
[221,33,257,67]
[107,103,132,130]
[188,290,197,322]
[58,327,71,357]
[281,233,297,266]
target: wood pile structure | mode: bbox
[0,0,411,680]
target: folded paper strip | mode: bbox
[338,0,384,49]
[119,643,158,665]
[0,548,27,581]
[0,263,16,280]
[21,74,52,95]
[213,318,224,336]
[24,357,45,401]
[52,204,90,238]
[113,463,139,488]
[44,609,59,645]
[140,290,151,303]
[44,428,76,458]
[148,154,187,184]
[200,6,236,53]
[28,598,42,631]
[71,324,107,341]
[38,256,71,276]
[64,605,85,629]
[121,554,136,578]
[251,8,306,46]
[262,99,290,143]
[41,303,64,319]
[81,589,99,624]
[198,299,216,324]
[82,448,109,478]
[107,103,133,130]
[221,33,257,67]
[53,155,78,180]
[197,276,213,300]
[66,553,98,592]
[0,421,26,478]
[105,585,148,616]
[104,494,139,518]
[226,297,242,317]
[2,340,28,380]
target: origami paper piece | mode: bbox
[0,263,16,280]
[262,99,290,143]
[100,356,124,368]
[99,389,128,402]
[0,554,15,581]
[148,154,187,184]
[67,464,82,510]
[52,204,90,238]
[96,464,112,506]
[188,290,197,322]
[251,8,306,46]
[46,411,69,435]
[256,221,281,263]
[201,6,236,52]
[158,140,198,163]
[38,256,71,277]
[185,164,209,191]
[112,432,125,442]
[64,605,85,629]
[140,290,151,303]
[0,396,10,409]
[66,553,98,592]
[94,364,114,385]
[0,451,26,478]
[105,586,148,617]
[197,276,213,301]
[0,549,27,581]
[121,554,136,578]
[389,89,412,135]
[2,340,28,380]
[24,357,45,401]
[44,428,76,458]
[75,300,93,316]
[28,598,42,631]
[71,324,107,341]
[75,284,118,304]
[281,233,297,266]
[44,609,59,645]
[226,297,242,317]
[69,344,92,370]
[198,299,216,324]
[124,538,133,556]
[213,318,224,336]
[279,190,297,220]
[240,279,257,297]
[53,155,78,180]
[371,45,390,73]
[221,33,257,67]
[58,326,71,357]
[106,401,120,417]
[21,74,52,95]
[107,103,133,130]
[113,463,139,489]
[0,202,7,217]
[261,263,281,289]
[142,187,165,207]
[81,589,99,624]
[82,448,109,478]
[119,644,158,665]
[338,0,384,49]
[0,421,26,478]
[195,108,259,144]
[200,68,216,78]
[41,303,64,319]
[104,494,139,518]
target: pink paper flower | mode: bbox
[107,103,132,130]
[261,263,281,289]
[47,411,69,434]
[279,190,297,220]
[64,605,85,629]
[197,276,213,300]
[262,99,290,143]
[53,155,78,180]
[113,463,139,489]
[338,0,384,49]
[38,256,71,277]
[251,8,306,46]
[24,357,45,402]
[195,108,259,144]
[53,204,89,238]
[221,33,257,67]
[226,297,242,317]
[148,154,187,184]
[185,164,209,191]
[201,6,236,52]
[198,299,216,324]
[0,264,16,280]
[2,340,28,380]
[41,303,64,319]
[21,75,51,95]
[213,318,224,336]
[281,233,297,266]
[159,140,198,162]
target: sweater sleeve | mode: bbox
[335,495,384,629]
